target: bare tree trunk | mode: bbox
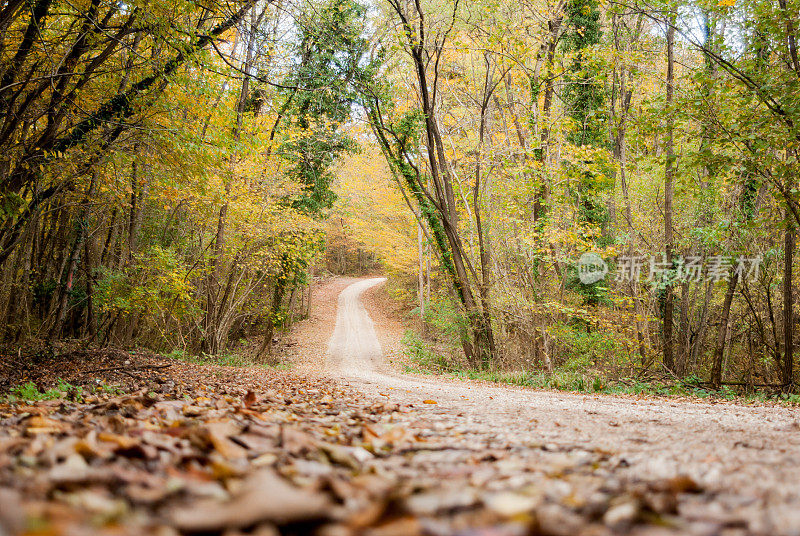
[258,277,286,363]
[677,282,691,375]
[50,176,96,339]
[783,224,794,386]
[125,156,148,263]
[379,0,496,368]
[711,272,738,388]
[418,221,425,318]
[534,14,562,223]
[203,197,228,354]
[202,7,265,354]
[662,15,676,373]
[83,177,98,340]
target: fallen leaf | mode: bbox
[207,424,247,460]
[74,431,113,460]
[97,432,139,450]
[363,516,421,536]
[24,415,69,435]
[656,475,701,494]
[0,487,24,534]
[362,424,411,450]
[63,489,127,520]
[281,427,318,456]
[603,499,640,526]
[484,492,539,517]
[49,453,113,486]
[320,443,373,470]
[405,487,479,515]
[169,469,331,531]
[252,453,278,467]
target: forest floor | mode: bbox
[1,277,800,535]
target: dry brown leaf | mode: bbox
[24,415,69,435]
[0,487,24,535]
[74,438,112,461]
[320,442,373,470]
[207,430,247,460]
[97,432,139,450]
[49,453,114,486]
[281,426,318,456]
[169,469,331,531]
[0,438,25,456]
[362,516,421,536]
[655,475,701,494]
[404,487,480,516]
[362,424,411,450]
[483,491,540,517]
[124,483,171,505]
[183,405,204,417]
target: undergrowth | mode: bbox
[402,329,800,406]
[4,379,124,403]
[164,349,293,370]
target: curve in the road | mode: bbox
[324,277,800,533]
[326,277,386,376]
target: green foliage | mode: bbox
[564,262,611,307]
[95,246,199,321]
[284,132,357,213]
[31,279,58,310]
[164,348,292,369]
[561,0,606,149]
[401,330,455,373]
[559,0,613,307]
[421,297,469,346]
[4,380,123,403]
[546,322,625,370]
[388,111,458,288]
[279,0,372,214]
[8,381,70,402]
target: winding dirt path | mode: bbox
[292,277,800,534]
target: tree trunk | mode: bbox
[662,15,676,373]
[418,221,425,319]
[783,224,794,386]
[534,15,562,223]
[202,7,264,354]
[376,0,497,368]
[258,277,287,362]
[711,272,738,388]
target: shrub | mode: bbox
[401,330,453,373]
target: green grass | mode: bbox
[8,380,71,401]
[164,349,293,370]
[4,379,124,403]
[401,330,455,373]
[401,330,800,406]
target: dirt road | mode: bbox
[314,277,800,535]
[326,278,386,376]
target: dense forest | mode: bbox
[2,0,800,392]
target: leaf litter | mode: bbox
[0,349,748,536]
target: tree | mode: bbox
[0,0,259,266]
[663,9,676,373]
[363,0,499,367]
[561,0,614,306]
[276,0,370,215]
